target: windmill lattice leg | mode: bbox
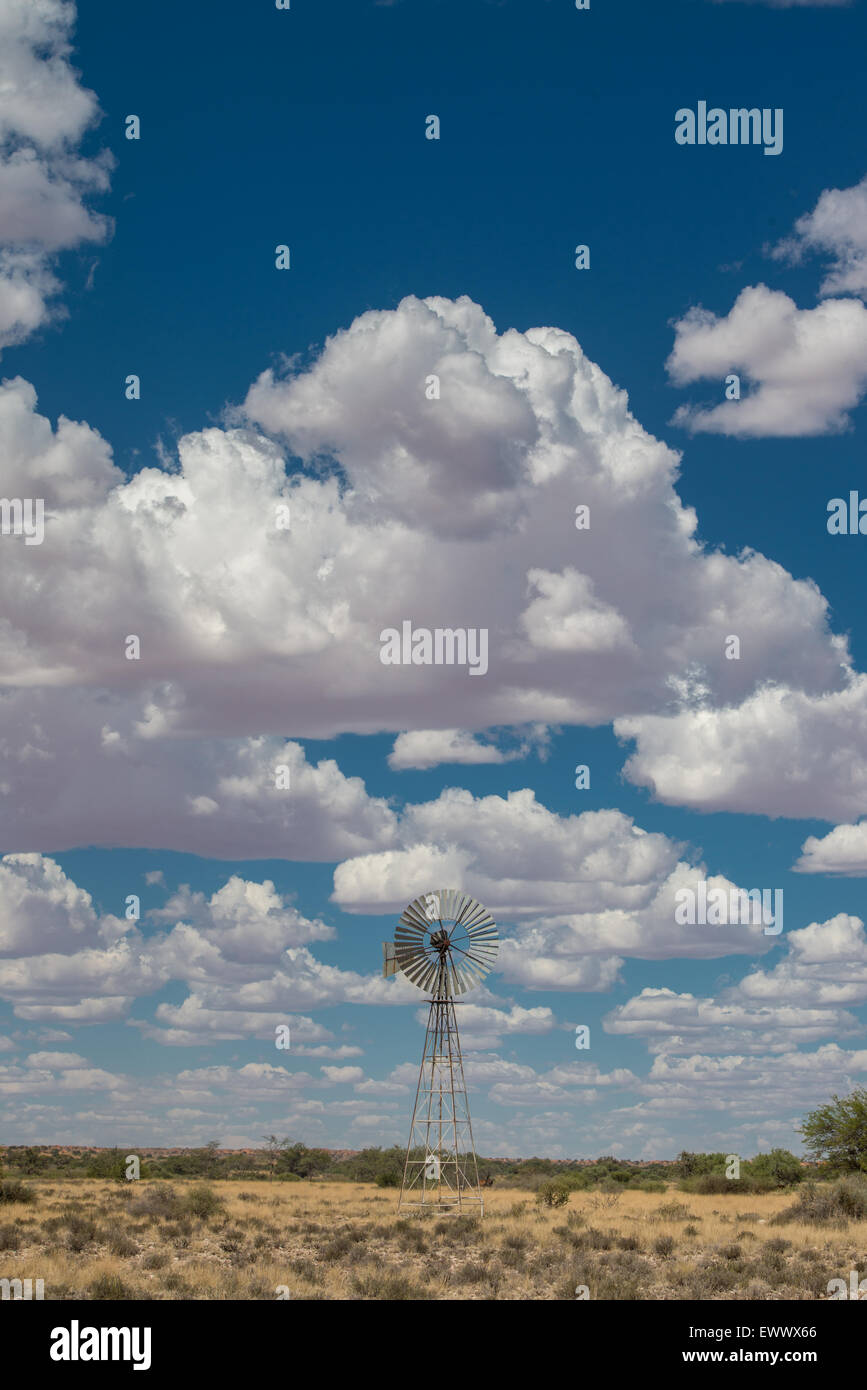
[398,998,484,1216]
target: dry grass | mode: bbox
[1,1179,865,1300]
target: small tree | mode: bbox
[262,1135,291,1180]
[800,1087,867,1173]
[86,1147,147,1181]
[744,1148,803,1188]
[675,1151,727,1178]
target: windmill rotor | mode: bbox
[384,889,498,997]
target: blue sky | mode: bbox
[2,0,867,1159]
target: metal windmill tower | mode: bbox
[383,889,498,1215]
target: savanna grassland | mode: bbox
[1,1178,866,1300]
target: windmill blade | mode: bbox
[452,892,475,926]
[396,954,429,981]
[463,948,498,973]
[466,915,497,936]
[421,960,443,993]
[399,949,433,981]
[448,957,470,994]
[395,933,427,952]
[463,912,495,938]
[442,889,463,924]
[449,957,487,991]
[402,893,443,928]
[396,915,429,939]
[447,962,464,996]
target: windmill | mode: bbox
[383,889,498,1215]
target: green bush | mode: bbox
[536,1180,570,1208]
[0,1180,36,1205]
[743,1149,803,1189]
[800,1086,867,1172]
[675,1151,728,1178]
[182,1185,225,1219]
[680,1173,731,1194]
[679,1173,777,1195]
[774,1175,867,1225]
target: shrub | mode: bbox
[653,1201,693,1222]
[163,1272,191,1295]
[0,1225,20,1251]
[581,1226,613,1250]
[398,1227,428,1253]
[774,1176,867,1226]
[535,1180,570,1208]
[130,1185,181,1220]
[88,1274,138,1300]
[351,1271,435,1300]
[0,1181,36,1205]
[565,1250,651,1300]
[106,1229,138,1257]
[182,1185,224,1220]
[743,1149,804,1189]
[675,1151,728,1178]
[684,1262,740,1296]
[679,1174,734,1195]
[86,1148,149,1182]
[321,1234,355,1261]
[652,1235,675,1257]
[64,1215,100,1252]
[764,1237,791,1253]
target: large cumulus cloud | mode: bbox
[0,292,854,847]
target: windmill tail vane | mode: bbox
[382,890,498,1216]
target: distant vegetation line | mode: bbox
[0,1144,840,1192]
[3,1084,865,1190]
